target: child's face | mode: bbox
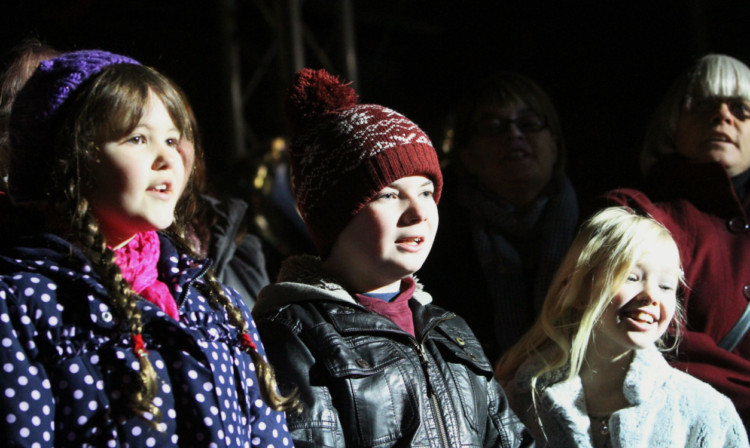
[86,92,186,248]
[592,242,681,360]
[324,176,438,293]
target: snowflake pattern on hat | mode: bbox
[283,68,442,257]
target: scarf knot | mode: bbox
[113,231,180,320]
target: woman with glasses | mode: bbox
[602,54,750,428]
[419,71,579,363]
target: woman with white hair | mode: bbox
[604,54,750,428]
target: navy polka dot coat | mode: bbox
[0,232,292,447]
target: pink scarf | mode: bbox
[112,231,180,320]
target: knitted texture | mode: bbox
[283,68,443,257]
[113,231,179,320]
[8,49,140,203]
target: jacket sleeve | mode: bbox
[486,375,537,447]
[255,315,347,448]
[226,288,294,446]
[0,279,56,446]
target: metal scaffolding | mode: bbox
[216,0,359,164]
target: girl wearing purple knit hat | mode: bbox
[0,49,297,446]
[252,68,532,447]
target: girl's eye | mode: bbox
[166,138,178,147]
[659,284,675,291]
[420,189,435,198]
[127,135,145,144]
[626,273,639,282]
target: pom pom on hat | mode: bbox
[283,68,358,135]
[283,68,443,258]
[8,49,140,203]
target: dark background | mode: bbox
[3,1,750,206]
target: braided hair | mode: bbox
[42,63,299,419]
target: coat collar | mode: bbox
[646,155,747,219]
[254,254,433,316]
[514,346,673,447]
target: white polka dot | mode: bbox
[88,401,98,411]
[203,417,213,426]
[31,416,41,426]
[195,393,205,403]
[131,426,142,436]
[5,388,15,398]
[73,390,83,399]
[19,427,29,438]
[188,370,198,379]
[203,382,213,392]
[6,414,16,423]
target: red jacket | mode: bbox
[604,155,750,426]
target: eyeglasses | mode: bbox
[687,98,750,121]
[471,113,548,136]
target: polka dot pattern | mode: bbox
[0,233,290,446]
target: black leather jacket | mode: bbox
[253,255,533,447]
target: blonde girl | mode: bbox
[0,49,296,446]
[496,206,747,447]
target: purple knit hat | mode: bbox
[8,49,140,203]
[284,68,443,258]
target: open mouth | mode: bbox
[706,133,737,146]
[396,237,423,246]
[503,148,531,160]
[621,309,656,325]
[148,181,172,194]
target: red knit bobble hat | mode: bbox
[284,68,443,259]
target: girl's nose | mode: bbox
[153,142,179,170]
[640,284,660,306]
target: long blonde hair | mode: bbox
[495,207,685,391]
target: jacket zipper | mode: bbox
[413,314,454,448]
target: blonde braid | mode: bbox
[69,193,161,423]
[164,223,300,412]
[197,264,300,413]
